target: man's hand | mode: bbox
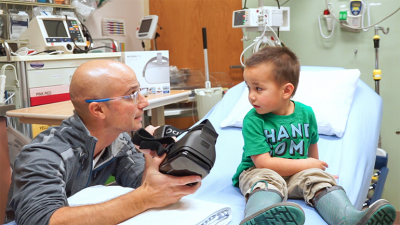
[137,125,179,184]
[302,158,328,171]
[138,125,177,155]
[138,153,201,209]
[145,125,159,136]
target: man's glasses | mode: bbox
[85,90,140,104]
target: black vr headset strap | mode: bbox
[139,141,167,156]
[154,125,185,138]
[131,128,175,156]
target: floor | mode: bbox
[394,211,400,225]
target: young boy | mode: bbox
[232,46,396,225]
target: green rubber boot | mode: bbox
[314,186,396,225]
[240,181,305,225]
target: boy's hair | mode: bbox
[245,46,300,96]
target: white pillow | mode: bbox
[220,69,360,138]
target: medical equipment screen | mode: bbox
[139,19,152,33]
[43,20,68,37]
[233,11,245,26]
[67,20,84,42]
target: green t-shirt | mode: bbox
[232,101,319,187]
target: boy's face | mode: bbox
[243,63,288,115]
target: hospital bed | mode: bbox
[187,66,383,225]
[3,66,382,225]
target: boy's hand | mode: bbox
[303,158,328,170]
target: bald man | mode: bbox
[5,60,201,225]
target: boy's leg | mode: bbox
[239,167,288,200]
[286,168,396,224]
[285,168,336,205]
[313,186,396,225]
[238,167,305,225]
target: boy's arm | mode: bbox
[308,143,319,159]
[307,143,338,179]
[251,151,328,176]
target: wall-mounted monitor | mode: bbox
[136,15,158,40]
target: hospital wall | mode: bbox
[84,0,146,51]
[244,0,400,210]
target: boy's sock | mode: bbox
[314,186,396,225]
[240,181,305,225]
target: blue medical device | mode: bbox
[350,0,363,16]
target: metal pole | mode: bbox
[153,38,157,51]
[202,27,210,88]
[373,25,389,149]
[373,27,381,95]
[17,61,32,138]
[374,45,379,95]
[373,26,389,95]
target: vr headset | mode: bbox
[132,119,218,179]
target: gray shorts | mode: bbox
[239,167,337,206]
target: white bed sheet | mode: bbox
[188,66,382,225]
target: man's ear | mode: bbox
[283,83,294,99]
[88,102,107,120]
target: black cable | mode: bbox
[55,21,61,37]
[76,18,115,54]
[65,15,84,52]
[141,40,145,51]
[79,20,93,51]
[243,0,248,9]
[89,46,117,52]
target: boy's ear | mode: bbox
[283,83,294,99]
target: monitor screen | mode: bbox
[234,11,246,26]
[138,19,152,33]
[43,20,69,37]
